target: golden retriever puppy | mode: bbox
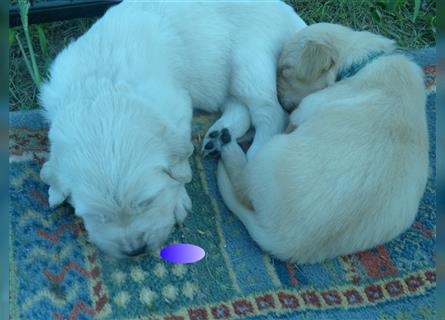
[215,23,429,263]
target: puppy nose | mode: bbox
[125,244,147,257]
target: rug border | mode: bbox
[118,268,436,320]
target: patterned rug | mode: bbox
[9,48,436,320]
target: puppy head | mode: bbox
[278,23,342,111]
[42,81,194,258]
[71,162,188,259]
[278,23,396,112]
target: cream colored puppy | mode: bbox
[216,23,429,263]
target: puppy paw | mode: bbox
[40,161,53,185]
[48,186,67,208]
[201,128,232,158]
[174,187,192,226]
[41,161,68,207]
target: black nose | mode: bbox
[125,245,147,257]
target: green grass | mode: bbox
[9,18,95,110]
[9,0,436,111]
[291,0,436,48]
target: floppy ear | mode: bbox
[40,161,68,207]
[163,140,194,184]
[295,39,339,81]
[164,160,192,184]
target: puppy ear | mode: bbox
[40,161,68,207]
[295,39,339,81]
[163,141,194,184]
[163,160,192,184]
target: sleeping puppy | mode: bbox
[39,1,306,258]
[216,23,429,263]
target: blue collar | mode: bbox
[336,51,387,82]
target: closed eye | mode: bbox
[137,189,162,208]
[138,198,154,208]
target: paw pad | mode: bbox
[220,128,231,144]
[204,141,214,150]
[201,128,232,158]
[208,131,219,138]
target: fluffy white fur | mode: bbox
[39,1,306,258]
[217,23,429,263]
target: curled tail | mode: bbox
[216,160,256,226]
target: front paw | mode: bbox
[289,109,304,127]
[285,122,298,133]
[41,161,67,207]
[174,187,192,226]
[201,128,232,158]
[48,186,67,207]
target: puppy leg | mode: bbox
[202,97,251,157]
[217,131,251,207]
[174,185,192,226]
[246,101,287,160]
[217,134,278,254]
[40,161,68,207]
[230,49,288,160]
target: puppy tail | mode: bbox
[216,161,256,225]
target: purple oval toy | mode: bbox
[160,243,205,264]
